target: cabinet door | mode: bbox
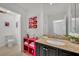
[36,43,47,56]
[38,43,59,56]
[36,43,79,56]
[40,44,46,56]
[58,49,70,56]
[36,43,40,56]
[58,49,79,56]
[48,46,58,56]
[41,44,58,56]
[39,44,50,56]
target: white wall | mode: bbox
[0,4,28,51]
[0,4,45,51]
[0,3,27,38]
[43,14,48,34]
[26,4,44,37]
[0,7,21,50]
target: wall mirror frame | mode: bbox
[43,3,79,37]
[67,3,79,37]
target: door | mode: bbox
[0,8,21,55]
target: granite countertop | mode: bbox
[36,35,79,54]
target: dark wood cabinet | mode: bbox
[36,43,40,56]
[36,42,79,56]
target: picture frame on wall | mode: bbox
[29,16,37,29]
[5,22,10,27]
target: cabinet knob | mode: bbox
[43,48,45,50]
[45,49,48,51]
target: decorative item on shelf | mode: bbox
[27,34,29,38]
[29,16,37,29]
[29,42,34,48]
[24,42,28,46]
[23,36,36,56]
[68,35,79,44]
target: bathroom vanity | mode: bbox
[36,37,79,56]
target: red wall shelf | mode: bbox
[24,37,36,56]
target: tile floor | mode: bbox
[0,45,30,56]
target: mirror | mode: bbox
[43,3,79,36]
[43,3,69,35]
[75,3,79,34]
[68,3,79,36]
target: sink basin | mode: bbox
[47,39,65,46]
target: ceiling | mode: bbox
[0,3,79,20]
[0,3,70,14]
